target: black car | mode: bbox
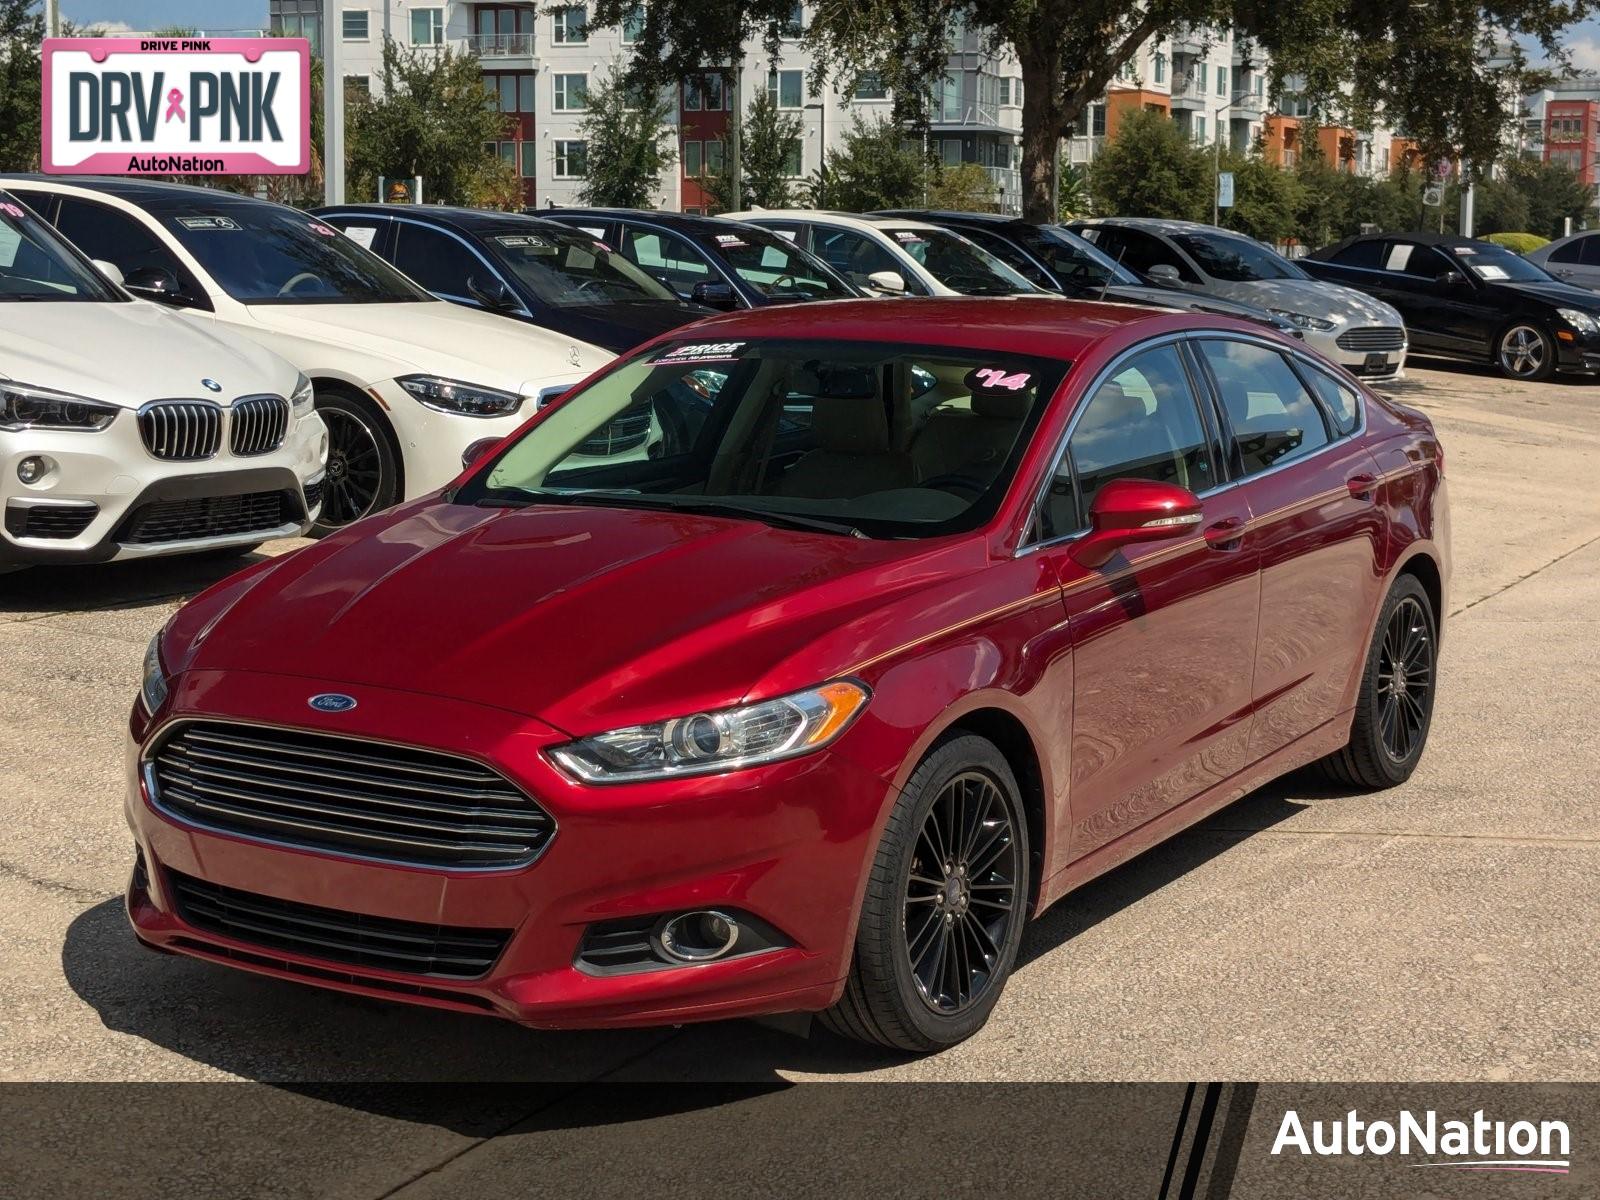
[314,205,711,354]
[1301,231,1600,380]
[538,208,861,309]
[871,209,1302,336]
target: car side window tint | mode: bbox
[1548,238,1584,265]
[813,228,905,289]
[1330,239,1388,269]
[53,197,203,302]
[963,229,1053,288]
[1047,345,1214,535]
[1114,229,1202,284]
[1582,236,1600,267]
[621,228,711,294]
[1396,245,1453,281]
[392,224,484,297]
[1198,340,1332,474]
[1302,364,1362,437]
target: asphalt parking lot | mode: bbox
[2,358,1597,1090]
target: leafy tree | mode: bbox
[467,155,527,211]
[1088,108,1209,220]
[701,90,802,210]
[927,162,997,211]
[805,113,927,211]
[1290,157,1367,249]
[1057,162,1090,221]
[1469,175,1531,238]
[0,0,42,171]
[576,66,677,207]
[346,41,510,206]
[1505,158,1597,239]
[593,0,1597,221]
[1216,147,1302,245]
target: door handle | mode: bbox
[1203,516,1247,550]
[1346,473,1378,500]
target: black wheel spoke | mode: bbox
[1373,596,1434,762]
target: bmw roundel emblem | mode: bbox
[308,693,358,713]
[201,378,222,393]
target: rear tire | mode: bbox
[1316,574,1438,789]
[313,389,400,537]
[821,734,1029,1052]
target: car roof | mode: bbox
[1072,216,1243,239]
[317,204,581,237]
[646,295,1259,359]
[731,210,941,232]
[1313,230,1507,259]
[872,210,1023,228]
[540,207,766,236]
[0,173,275,212]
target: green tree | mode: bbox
[1088,109,1210,220]
[346,40,510,205]
[576,65,676,207]
[593,0,1595,222]
[805,113,927,211]
[1216,147,1303,245]
[1057,162,1090,221]
[927,162,997,211]
[0,0,43,171]
[1469,175,1531,238]
[701,90,802,210]
[1506,158,1597,239]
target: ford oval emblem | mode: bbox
[308,693,358,713]
[201,378,222,393]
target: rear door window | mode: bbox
[620,227,713,295]
[392,223,491,300]
[1197,339,1332,475]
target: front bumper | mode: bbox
[1302,327,1408,381]
[1554,327,1600,374]
[124,670,892,1028]
[1,410,326,566]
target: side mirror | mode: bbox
[467,274,518,310]
[1435,269,1465,287]
[122,266,183,305]
[461,437,501,470]
[866,269,907,295]
[1070,478,1203,568]
[1146,263,1183,286]
[92,259,124,285]
[689,280,739,310]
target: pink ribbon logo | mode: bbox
[164,88,185,123]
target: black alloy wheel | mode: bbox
[313,393,398,536]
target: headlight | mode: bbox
[1267,308,1337,332]
[0,381,119,431]
[1557,307,1599,334]
[550,680,871,784]
[397,375,523,418]
[140,633,170,714]
[290,372,315,418]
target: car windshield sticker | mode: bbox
[773,229,798,241]
[494,234,551,250]
[1475,264,1509,280]
[714,233,748,248]
[1452,245,1479,255]
[307,221,338,237]
[0,201,26,220]
[340,225,378,250]
[1384,243,1413,271]
[174,215,239,231]
[891,230,927,244]
[966,367,1034,394]
[651,341,747,365]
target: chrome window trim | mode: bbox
[612,217,747,304]
[1015,328,1370,557]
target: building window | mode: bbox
[1091,104,1106,137]
[521,141,537,179]
[553,6,588,44]
[555,139,588,178]
[781,2,804,39]
[409,8,443,45]
[684,140,702,176]
[344,74,370,98]
[1153,53,1166,84]
[683,73,728,112]
[932,73,960,122]
[1193,115,1207,142]
[940,138,963,166]
[1216,66,1227,96]
[621,3,643,42]
[554,73,589,111]
[854,71,887,101]
[272,12,321,54]
[342,9,368,39]
[768,69,803,110]
[783,138,803,176]
[998,77,1011,106]
[705,139,724,173]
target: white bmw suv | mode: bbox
[2,176,611,532]
[0,191,325,570]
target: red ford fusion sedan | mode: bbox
[126,298,1448,1051]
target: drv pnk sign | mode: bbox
[42,38,309,175]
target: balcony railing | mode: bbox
[467,33,536,58]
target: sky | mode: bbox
[51,1,1600,72]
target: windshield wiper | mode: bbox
[644,498,868,538]
[477,488,867,537]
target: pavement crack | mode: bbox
[1451,529,1600,617]
[1189,827,1599,847]
[0,855,118,903]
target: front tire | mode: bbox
[313,390,399,537]
[1496,321,1556,381]
[1317,574,1438,789]
[821,735,1029,1052]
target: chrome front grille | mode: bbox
[1335,326,1407,352]
[148,722,556,869]
[138,400,223,461]
[229,395,290,456]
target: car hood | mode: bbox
[531,299,713,353]
[1104,283,1274,321]
[1213,278,1403,324]
[243,300,612,392]
[0,299,298,405]
[1493,278,1600,310]
[172,499,948,735]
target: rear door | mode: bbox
[1386,243,1493,353]
[1029,339,1259,860]
[390,220,519,313]
[1545,233,1600,292]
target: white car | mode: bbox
[0,190,325,569]
[1068,218,1409,382]
[725,210,1042,298]
[1,177,612,531]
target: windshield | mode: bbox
[1018,225,1141,289]
[161,203,433,304]
[460,338,1067,539]
[1446,243,1558,283]
[0,193,123,302]
[1172,232,1309,282]
[886,227,1039,295]
[700,228,856,302]
[486,226,680,304]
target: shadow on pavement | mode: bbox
[0,548,273,615]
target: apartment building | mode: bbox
[1523,83,1600,199]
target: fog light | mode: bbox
[657,910,740,962]
[17,456,46,484]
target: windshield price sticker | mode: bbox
[495,234,549,249]
[1476,264,1509,280]
[174,214,238,231]
[967,367,1033,393]
[652,341,747,365]
[892,230,927,243]
[714,233,748,248]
